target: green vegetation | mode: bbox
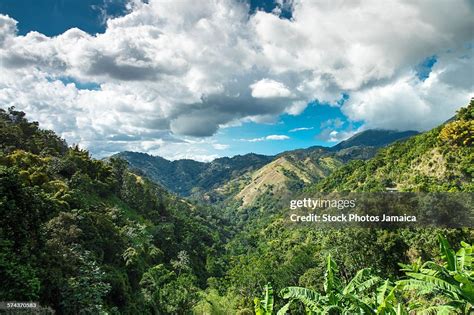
[114,151,273,197]
[0,100,472,313]
[216,100,473,313]
[315,99,474,193]
[0,107,229,313]
[117,129,417,207]
[254,236,473,314]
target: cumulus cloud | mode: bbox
[0,14,17,46]
[0,0,472,157]
[250,79,292,98]
[316,117,361,143]
[343,56,473,131]
[320,118,344,129]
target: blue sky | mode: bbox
[215,100,362,156]
[0,0,471,160]
[0,0,290,35]
[0,0,128,36]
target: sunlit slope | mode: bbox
[216,154,341,207]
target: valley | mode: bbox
[0,100,472,314]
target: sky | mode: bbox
[0,0,472,161]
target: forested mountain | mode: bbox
[211,149,342,209]
[117,129,418,208]
[211,100,473,314]
[0,101,472,314]
[0,107,230,314]
[114,151,273,196]
[206,130,421,209]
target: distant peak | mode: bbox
[332,129,419,150]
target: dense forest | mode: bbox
[0,99,473,314]
[0,107,230,313]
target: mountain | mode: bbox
[1,102,471,314]
[222,101,473,313]
[113,151,273,196]
[206,130,420,207]
[116,129,419,202]
[331,129,419,151]
[315,100,473,192]
[214,150,342,208]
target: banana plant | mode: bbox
[277,255,396,314]
[254,237,472,314]
[255,283,274,315]
[397,235,474,314]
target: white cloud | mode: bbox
[250,79,292,98]
[316,127,361,143]
[343,57,473,131]
[0,0,472,156]
[316,118,362,143]
[0,14,17,46]
[212,143,230,150]
[289,127,314,132]
[335,131,355,142]
[266,134,290,140]
[320,118,345,129]
[242,134,290,142]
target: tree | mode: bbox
[60,246,111,314]
[140,264,199,313]
[278,255,383,314]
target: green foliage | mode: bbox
[397,235,474,313]
[140,264,199,313]
[220,102,472,313]
[0,109,225,313]
[0,107,67,156]
[439,120,474,147]
[254,283,274,315]
[255,237,473,315]
[60,246,111,314]
[0,239,41,301]
[116,151,273,196]
[193,289,240,314]
[277,257,383,314]
[315,100,473,193]
[1,101,472,314]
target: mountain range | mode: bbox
[115,129,420,206]
[1,100,472,314]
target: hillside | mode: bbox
[0,107,228,314]
[315,99,473,192]
[114,151,273,196]
[1,102,472,314]
[117,129,418,208]
[214,148,342,208]
[211,130,420,208]
[220,101,473,312]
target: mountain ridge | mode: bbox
[114,151,273,196]
[115,129,421,200]
[331,129,419,150]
